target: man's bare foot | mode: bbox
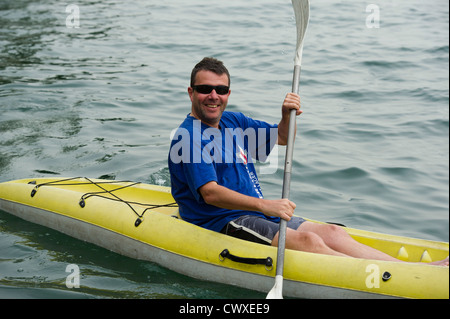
[429,256,449,266]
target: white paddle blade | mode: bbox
[266,275,284,299]
[292,0,310,66]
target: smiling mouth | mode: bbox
[205,104,220,109]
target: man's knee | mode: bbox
[320,223,349,241]
[289,231,326,252]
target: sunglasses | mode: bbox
[193,85,230,95]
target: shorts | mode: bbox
[221,215,307,245]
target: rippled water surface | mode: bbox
[0,0,448,298]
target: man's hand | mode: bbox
[260,198,297,221]
[282,93,302,118]
[278,93,302,145]
[199,182,296,221]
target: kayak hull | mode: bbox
[0,177,448,299]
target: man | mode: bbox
[168,57,448,266]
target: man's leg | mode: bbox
[271,225,349,257]
[272,221,449,265]
[297,222,401,262]
[270,221,398,261]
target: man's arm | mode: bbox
[277,93,302,145]
[199,181,296,221]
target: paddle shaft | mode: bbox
[275,64,301,277]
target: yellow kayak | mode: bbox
[0,177,448,299]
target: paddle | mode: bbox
[267,0,310,299]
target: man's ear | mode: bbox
[188,87,194,102]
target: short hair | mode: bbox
[190,57,231,87]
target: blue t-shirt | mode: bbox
[168,111,280,232]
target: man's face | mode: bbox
[188,70,231,128]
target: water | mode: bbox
[0,0,448,299]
